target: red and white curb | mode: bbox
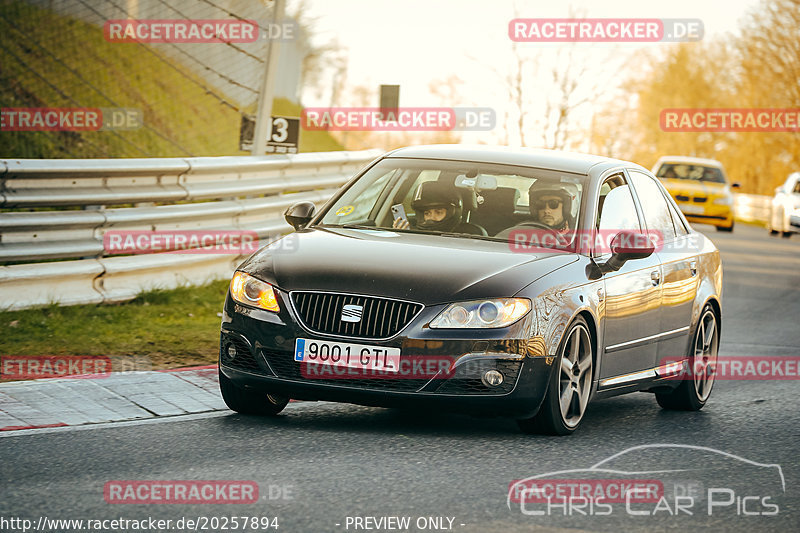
[0,365,225,432]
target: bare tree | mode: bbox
[286,0,344,104]
[539,44,596,150]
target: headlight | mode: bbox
[430,298,531,329]
[230,271,280,312]
[713,196,733,206]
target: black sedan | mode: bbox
[219,145,722,435]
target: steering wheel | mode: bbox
[515,221,557,231]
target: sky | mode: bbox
[295,0,766,146]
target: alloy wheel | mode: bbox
[558,324,593,427]
[692,309,718,402]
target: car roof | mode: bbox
[384,144,638,176]
[653,155,725,168]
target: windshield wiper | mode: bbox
[317,223,383,231]
[438,232,507,243]
[340,224,385,230]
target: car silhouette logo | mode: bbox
[340,304,364,323]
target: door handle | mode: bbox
[689,260,698,276]
[650,270,661,286]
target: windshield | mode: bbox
[656,163,727,184]
[318,158,585,245]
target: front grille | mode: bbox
[675,194,690,202]
[291,292,422,339]
[693,197,708,203]
[220,334,266,374]
[262,348,431,392]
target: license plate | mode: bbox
[679,203,704,215]
[294,338,401,372]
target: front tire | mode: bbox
[518,317,593,435]
[219,370,289,415]
[716,222,734,232]
[656,305,718,411]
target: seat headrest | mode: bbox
[480,187,520,213]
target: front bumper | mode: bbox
[219,292,554,418]
[681,205,734,228]
[789,210,800,230]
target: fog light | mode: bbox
[482,370,504,387]
[226,344,237,360]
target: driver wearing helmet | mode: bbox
[528,180,577,233]
[495,180,578,240]
[393,180,482,234]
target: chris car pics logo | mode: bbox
[508,444,784,517]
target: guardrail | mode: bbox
[0,150,382,311]
[733,193,771,224]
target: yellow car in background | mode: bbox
[652,156,740,232]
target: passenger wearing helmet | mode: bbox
[392,181,486,235]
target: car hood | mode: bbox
[239,227,578,305]
[661,178,730,198]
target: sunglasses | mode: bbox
[534,199,563,210]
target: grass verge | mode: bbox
[0,280,230,374]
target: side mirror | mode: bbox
[604,230,655,271]
[731,182,742,190]
[284,201,316,230]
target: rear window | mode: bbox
[656,163,726,184]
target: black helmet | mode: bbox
[528,180,578,228]
[410,181,463,232]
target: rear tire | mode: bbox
[517,316,593,435]
[656,305,718,411]
[219,370,289,415]
[781,231,792,238]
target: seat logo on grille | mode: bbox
[340,304,364,323]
